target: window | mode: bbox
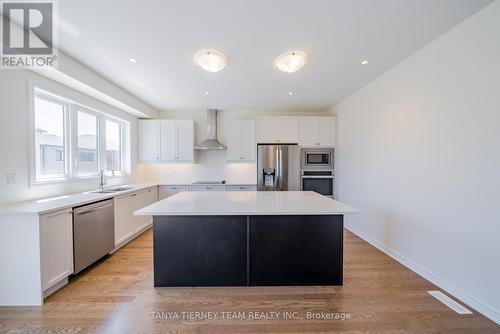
[31,88,130,184]
[105,119,122,173]
[77,111,98,175]
[34,96,68,181]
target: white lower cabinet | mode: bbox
[226,185,257,191]
[132,190,151,232]
[40,208,74,292]
[114,194,133,246]
[113,186,158,247]
[159,185,190,200]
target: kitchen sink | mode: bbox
[91,185,137,193]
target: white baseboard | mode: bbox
[345,223,500,325]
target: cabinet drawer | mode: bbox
[159,185,190,200]
[227,185,257,191]
[190,185,227,191]
[165,185,190,191]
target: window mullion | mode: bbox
[99,116,107,173]
[68,104,78,178]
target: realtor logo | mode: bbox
[1,1,57,68]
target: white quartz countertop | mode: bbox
[135,191,360,216]
[0,183,258,216]
[0,183,158,215]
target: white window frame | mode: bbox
[31,92,71,183]
[103,117,127,176]
[74,107,101,178]
[29,84,131,186]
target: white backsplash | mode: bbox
[142,150,257,184]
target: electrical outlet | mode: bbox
[7,173,16,186]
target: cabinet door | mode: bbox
[114,195,133,246]
[132,190,151,232]
[176,120,194,162]
[227,185,257,191]
[227,120,243,161]
[160,120,176,161]
[242,120,256,161]
[257,118,278,143]
[147,186,158,204]
[316,117,336,147]
[138,120,160,161]
[279,117,298,143]
[153,216,247,286]
[298,117,316,147]
[40,209,73,291]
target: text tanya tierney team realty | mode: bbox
[150,311,352,321]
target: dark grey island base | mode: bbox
[153,215,343,287]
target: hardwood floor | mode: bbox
[0,228,498,334]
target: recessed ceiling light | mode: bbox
[194,49,228,72]
[274,51,307,73]
[361,60,369,65]
[288,92,293,96]
[205,91,210,95]
[129,58,137,63]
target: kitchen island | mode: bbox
[135,191,359,287]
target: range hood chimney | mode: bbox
[194,109,227,150]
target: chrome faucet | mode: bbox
[99,169,106,189]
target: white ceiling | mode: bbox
[57,0,492,111]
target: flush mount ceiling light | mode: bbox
[129,58,137,63]
[194,49,228,72]
[274,51,307,73]
[361,60,369,65]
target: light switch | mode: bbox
[7,173,16,186]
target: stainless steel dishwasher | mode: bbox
[73,199,114,274]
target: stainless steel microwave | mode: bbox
[301,148,334,169]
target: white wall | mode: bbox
[333,1,500,324]
[0,70,147,205]
[141,110,329,184]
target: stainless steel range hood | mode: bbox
[194,109,227,150]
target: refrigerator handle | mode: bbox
[275,146,280,189]
[278,147,283,190]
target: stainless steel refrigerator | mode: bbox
[257,144,301,191]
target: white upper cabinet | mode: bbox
[298,117,336,147]
[279,117,299,143]
[297,118,316,147]
[139,119,194,162]
[160,120,195,162]
[257,117,298,144]
[176,120,195,161]
[138,120,161,161]
[227,120,256,161]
